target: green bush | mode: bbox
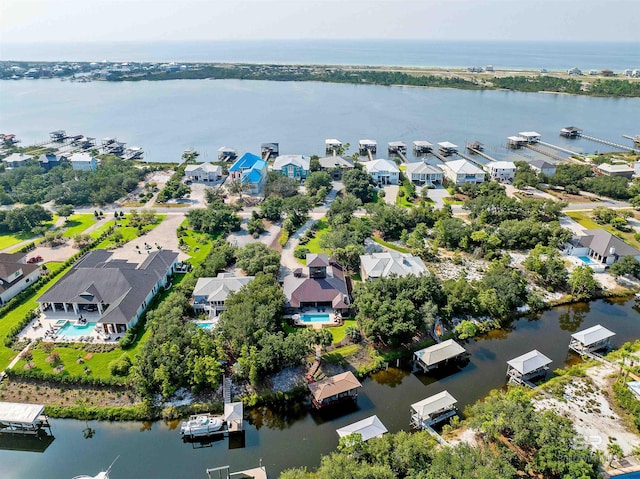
[294,247,310,260]
[109,354,132,377]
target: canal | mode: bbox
[1,297,639,478]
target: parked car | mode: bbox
[27,255,43,263]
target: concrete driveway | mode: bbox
[383,185,399,205]
[428,185,449,209]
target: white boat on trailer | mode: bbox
[180,414,225,437]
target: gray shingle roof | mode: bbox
[578,229,640,258]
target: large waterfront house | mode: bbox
[228,153,268,195]
[441,159,485,185]
[487,161,516,184]
[38,250,179,334]
[567,229,640,267]
[530,159,557,177]
[184,162,221,182]
[38,153,68,171]
[318,155,354,179]
[191,273,254,318]
[69,152,98,171]
[272,155,310,181]
[360,252,428,281]
[364,158,400,186]
[405,161,443,186]
[282,254,350,314]
[2,153,32,169]
[596,163,635,179]
[0,253,41,306]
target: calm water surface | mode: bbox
[1,79,638,163]
[1,298,639,479]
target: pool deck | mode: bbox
[290,308,342,328]
[17,311,119,344]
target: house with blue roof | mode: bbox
[229,153,268,195]
[272,154,310,181]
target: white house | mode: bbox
[405,162,443,186]
[530,160,557,177]
[441,159,485,185]
[567,229,640,267]
[487,161,516,183]
[191,273,254,318]
[69,152,98,171]
[364,158,400,186]
[185,162,221,182]
[596,163,634,179]
[2,153,33,169]
[360,252,428,281]
[0,253,41,306]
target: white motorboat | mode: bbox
[180,414,224,437]
[73,457,118,479]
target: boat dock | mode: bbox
[579,132,636,152]
[261,142,279,161]
[325,139,343,155]
[410,390,458,430]
[413,140,433,155]
[388,141,407,162]
[359,139,377,160]
[466,141,496,162]
[413,339,466,373]
[0,401,51,436]
[523,143,567,162]
[623,134,640,146]
[206,464,268,479]
[506,349,552,387]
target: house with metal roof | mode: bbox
[38,249,179,335]
[282,254,350,314]
[337,415,387,442]
[272,154,310,181]
[318,155,354,179]
[568,229,640,266]
[487,161,516,184]
[360,252,428,281]
[192,273,254,318]
[530,159,557,177]
[185,162,221,182]
[69,152,98,171]
[413,339,466,373]
[506,349,552,384]
[0,252,41,306]
[405,161,443,186]
[2,152,33,169]
[441,159,485,185]
[38,152,68,171]
[596,163,634,179]
[228,153,268,195]
[364,158,400,186]
[308,371,362,408]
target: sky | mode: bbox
[1,0,639,44]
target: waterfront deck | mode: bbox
[0,401,50,435]
[413,339,466,373]
[569,324,615,355]
[506,349,552,385]
[206,465,268,479]
[410,391,458,430]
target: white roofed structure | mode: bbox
[438,141,458,150]
[0,401,50,434]
[570,325,615,354]
[518,132,542,143]
[325,138,343,148]
[414,339,466,372]
[360,252,428,281]
[507,350,552,384]
[336,415,388,442]
[224,402,244,432]
[411,391,458,429]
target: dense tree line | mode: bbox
[0,157,145,206]
[186,192,241,236]
[0,204,52,233]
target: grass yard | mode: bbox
[322,343,360,363]
[567,211,640,249]
[24,347,125,379]
[372,236,410,253]
[396,185,415,208]
[93,214,166,249]
[180,227,215,265]
[329,319,357,344]
[0,230,36,251]
[60,214,98,238]
[443,196,464,205]
[297,219,331,265]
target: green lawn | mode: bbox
[396,185,415,208]
[0,230,35,251]
[567,211,640,249]
[60,214,98,238]
[329,319,357,344]
[24,347,124,379]
[443,197,464,205]
[181,229,214,265]
[372,236,410,253]
[93,215,166,249]
[297,219,331,265]
[323,343,360,362]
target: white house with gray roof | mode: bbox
[567,229,640,267]
[185,162,221,182]
[38,249,178,334]
[0,253,41,306]
[441,159,485,185]
[364,158,399,186]
[191,273,254,318]
[405,161,443,186]
[360,252,428,281]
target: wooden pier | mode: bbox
[467,144,498,162]
[455,151,486,170]
[623,134,640,147]
[537,141,586,162]
[523,143,567,162]
[559,126,583,138]
[579,132,636,152]
[359,139,377,160]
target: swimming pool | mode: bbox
[578,255,597,265]
[299,313,331,323]
[195,322,214,330]
[57,322,97,338]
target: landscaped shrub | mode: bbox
[294,247,310,260]
[109,354,132,377]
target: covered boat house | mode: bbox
[388,141,407,155]
[336,415,387,443]
[437,141,458,156]
[413,339,466,373]
[412,140,433,155]
[506,350,552,385]
[359,139,377,155]
[569,325,615,355]
[325,138,343,154]
[308,371,362,409]
[0,401,50,435]
[410,391,458,429]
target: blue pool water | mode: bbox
[578,256,597,265]
[617,473,640,478]
[299,313,331,323]
[195,322,214,330]
[57,322,96,338]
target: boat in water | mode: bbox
[180,414,224,437]
[72,457,118,479]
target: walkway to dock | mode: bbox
[223,376,232,404]
[424,425,447,445]
[538,141,586,162]
[524,144,567,162]
[467,147,496,162]
[455,151,486,170]
[367,150,374,161]
[430,150,449,163]
[579,133,636,152]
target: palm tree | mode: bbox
[226,178,250,199]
